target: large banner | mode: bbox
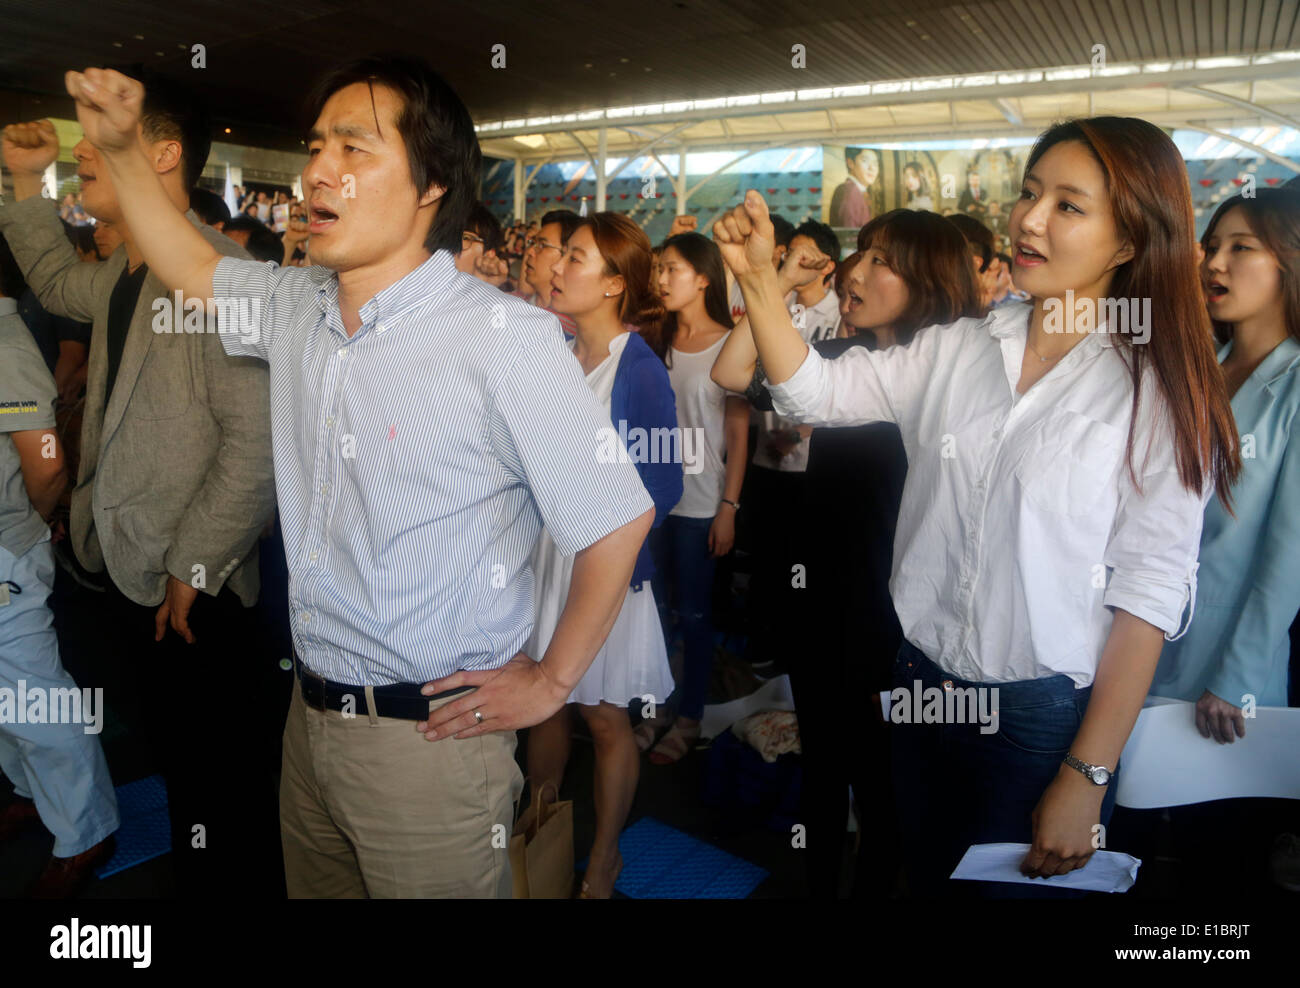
[822,144,1031,253]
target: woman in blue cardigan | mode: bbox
[1153,189,1300,726]
[524,212,683,897]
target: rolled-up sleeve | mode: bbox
[490,332,653,556]
[212,255,318,360]
[1103,407,1209,638]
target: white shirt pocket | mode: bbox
[1015,408,1124,518]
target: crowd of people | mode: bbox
[0,55,1296,901]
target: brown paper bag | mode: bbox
[510,781,574,899]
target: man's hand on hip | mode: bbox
[155,574,200,644]
[416,653,570,740]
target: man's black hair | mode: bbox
[191,187,231,227]
[61,219,96,257]
[539,208,582,245]
[0,232,27,298]
[305,53,481,255]
[792,219,841,265]
[464,201,503,254]
[223,215,283,264]
[127,67,212,191]
[770,214,796,248]
[947,213,994,272]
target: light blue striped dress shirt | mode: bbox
[214,250,653,686]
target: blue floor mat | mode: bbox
[95,774,171,879]
[581,817,768,898]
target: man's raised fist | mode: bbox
[668,213,698,238]
[1,120,59,176]
[712,190,777,280]
[65,68,145,154]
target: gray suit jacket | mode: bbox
[0,197,275,607]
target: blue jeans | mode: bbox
[890,640,1118,898]
[649,515,715,721]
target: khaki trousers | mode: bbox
[279,682,524,898]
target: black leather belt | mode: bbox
[296,660,473,721]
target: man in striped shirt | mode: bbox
[66,56,655,898]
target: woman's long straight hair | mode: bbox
[1024,117,1242,506]
[660,232,734,367]
[1201,189,1300,347]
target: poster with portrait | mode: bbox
[822,145,884,236]
[822,145,1031,253]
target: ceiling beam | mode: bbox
[1179,124,1300,173]
[993,98,1023,126]
[480,99,1300,166]
[477,58,1300,139]
[1179,85,1300,131]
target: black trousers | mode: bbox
[742,466,808,670]
[786,579,898,898]
[96,577,288,898]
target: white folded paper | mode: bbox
[950,842,1141,893]
[699,674,796,741]
[1116,697,1300,808]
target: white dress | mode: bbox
[526,331,676,708]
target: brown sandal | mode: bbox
[634,715,670,753]
[648,722,701,765]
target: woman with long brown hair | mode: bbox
[523,211,682,897]
[1146,187,1300,893]
[713,117,1240,897]
[637,232,749,765]
[1152,188,1300,720]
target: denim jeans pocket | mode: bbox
[993,697,1080,756]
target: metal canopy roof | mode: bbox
[0,0,1297,153]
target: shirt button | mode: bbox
[992,429,1002,440]
[301,612,311,623]
[326,416,335,428]
[320,483,330,496]
[309,551,319,562]
[336,348,345,357]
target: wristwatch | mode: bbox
[1063,752,1111,786]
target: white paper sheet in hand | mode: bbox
[950,843,1141,893]
[1116,697,1300,808]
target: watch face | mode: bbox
[1091,767,1110,785]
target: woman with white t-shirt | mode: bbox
[637,232,749,764]
[524,212,682,898]
[712,117,1242,897]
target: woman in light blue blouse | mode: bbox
[1152,189,1300,740]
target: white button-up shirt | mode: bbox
[768,301,1208,686]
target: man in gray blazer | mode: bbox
[0,78,278,898]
